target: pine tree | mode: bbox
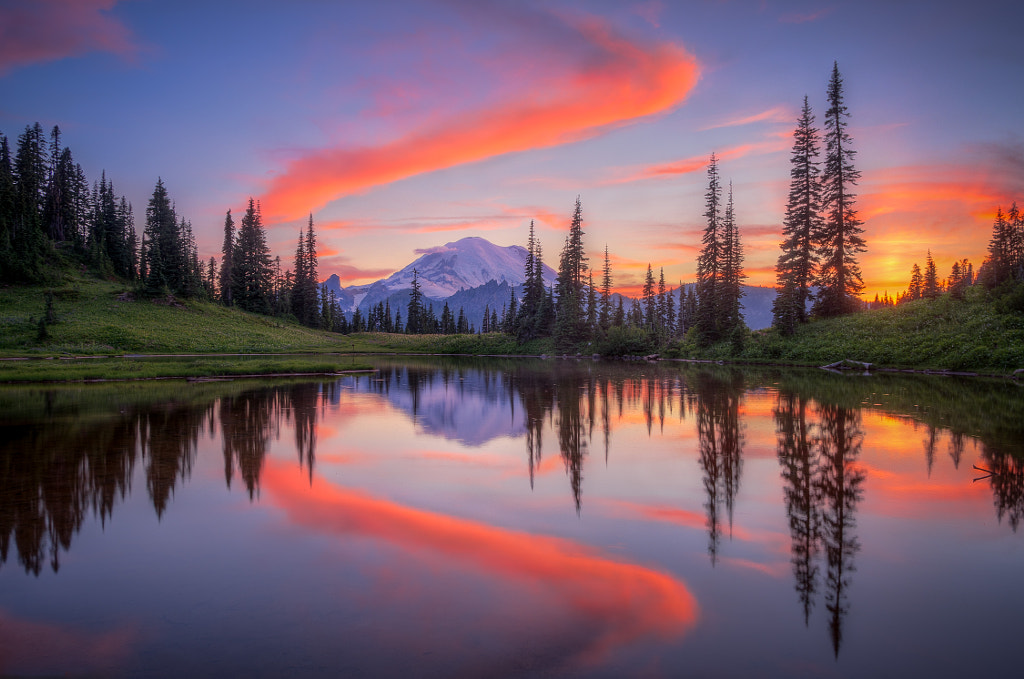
[599,245,612,332]
[906,263,922,301]
[922,250,939,299]
[720,182,745,341]
[642,264,656,331]
[142,178,177,295]
[406,269,424,334]
[613,296,625,328]
[554,197,589,351]
[695,154,723,345]
[774,97,822,334]
[814,63,866,317]
[219,209,235,305]
[290,214,320,327]
[516,220,548,341]
[231,198,272,313]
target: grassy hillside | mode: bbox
[1,274,372,355]
[5,271,1022,376]
[667,290,1024,374]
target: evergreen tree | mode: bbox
[290,214,320,327]
[642,264,656,331]
[586,271,597,335]
[814,63,865,317]
[406,269,424,334]
[231,198,273,313]
[695,153,723,345]
[922,250,939,299]
[656,267,668,337]
[774,97,823,334]
[599,245,612,332]
[720,182,745,340]
[613,296,625,328]
[441,301,455,334]
[7,123,49,281]
[504,286,517,333]
[905,263,922,301]
[516,220,549,341]
[553,197,589,351]
[219,209,235,305]
[142,178,177,294]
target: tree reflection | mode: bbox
[817,404,865,658]
[775,394,865,658]
[694,371,745,566]
[981,444,1024,532]
[775,392,820,626]
[0,381,325,575]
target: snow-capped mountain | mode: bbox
[320,236,778,329]
[323,236,557,313]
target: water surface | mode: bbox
[1,358,1021,677]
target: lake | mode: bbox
[1,357,1022,678]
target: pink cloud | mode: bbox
[699,106,792,131]
[0,0,139,75]
[261,9,700,221]
[779,8,835,24]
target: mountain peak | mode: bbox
[384,236,554,299]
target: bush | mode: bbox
[594,326,658,357]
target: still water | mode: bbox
[1,357,1022,678]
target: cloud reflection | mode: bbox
[261,459,698,664]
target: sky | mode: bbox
[2,0,1022,298]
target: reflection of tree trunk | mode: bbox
[816,404,865,659]
[556,378,587,515]
[695,372,745,566]
[923,425,937,477]
[775,393,821,626]
[948,431,965,470]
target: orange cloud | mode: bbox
[605,140,786,185]
[0,0,139,75]
[262,13,699,221]
[261,460,698,660]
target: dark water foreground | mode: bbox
[1,357,1022,678]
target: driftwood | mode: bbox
[972,465,1000,482]
[820,359,873,372]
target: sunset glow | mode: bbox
[3,1,1020,293]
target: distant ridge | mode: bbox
[321,236,778,329]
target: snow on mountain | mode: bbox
[382,236,556,298]
[323,236,557,313]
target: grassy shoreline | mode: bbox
[0,355,375,383]
[4,272,1022,379]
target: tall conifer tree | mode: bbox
[814,63,865,316]
[774,97,822,334]
[695,153,723,345]
[554,197,589,350]
[219,209,235,305]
